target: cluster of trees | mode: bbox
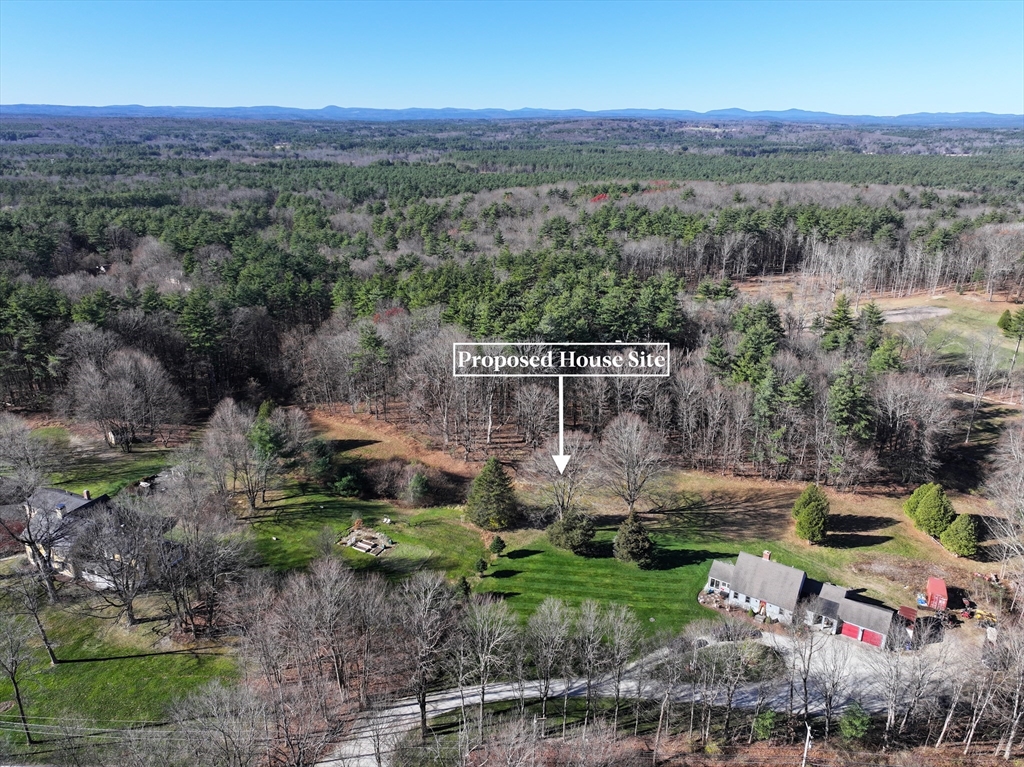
[904,482,978,557]
[297,291,962,489]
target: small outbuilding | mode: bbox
[927,577,948,611]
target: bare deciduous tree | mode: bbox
[599,413,665,514]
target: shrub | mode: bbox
[465,458,518,530]
[940,514,978,557]
[547,509,596,554]
[903,482,937,522]
[613,511,655,569]
[752,710,776,741]
[839,701,871,741]
[915,484,957,537]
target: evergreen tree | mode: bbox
[613,511,655,568]
[997,309,1013,332]
[547,509,596,554]
[859,302,886,352]
[903,482,937,522]
[1000,307,1024,384]
[827,362,873,440]
[914,483,957,537]
[704,336,731,373]
[821,294,856,352]
[792,483,830,519]
[178,286,221,355]
[940,514,978,557]
[868,336,903,373]
[731,319,779,384]
[780,374,814,408]
[793,484,830,543]
[488,535,506,555]
[839,702,871,741]
[465,457,517,530]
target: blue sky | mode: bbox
[1,0,1021,114]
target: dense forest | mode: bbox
[1,117,1021,487]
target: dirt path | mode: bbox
[882,306,953,323]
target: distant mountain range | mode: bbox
[1,104,1022,128]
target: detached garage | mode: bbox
[838,598,897,649]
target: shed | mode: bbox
[927,577,948,611]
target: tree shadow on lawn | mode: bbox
[937,403,1014,493]
[486,569,520,579]
[812,514,897,550]
[651,548,734,571]
[655,487,797,542]
[330,438,380,454]
[505,549,542,560]
[826,533,894,549]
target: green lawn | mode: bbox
[51,445,173,498]
[0,608,234,748]
[253,487,487,577]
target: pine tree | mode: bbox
[868,337,903,373]
[465,457,517,531]
[613,511,655,568]
[488,535,507,555]
[940,514,978,557]
[827,362,873,440]
[793,484,830,543]
[821,294,856,352]
[792,483,830,520]
[859,302,886,352]
[914,484,957,538]
[547,509,596,554]
[903,483,937,522]
[704,336,731,373]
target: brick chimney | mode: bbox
[762,550,771,561]
[83,489,91,500]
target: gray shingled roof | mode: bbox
[838,598,895,635]
[708,560,735,585]
[26,488,95,516]
[730,551,806,612]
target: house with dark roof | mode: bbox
[705,551,806,623]
[19,488,108,583]
[705,551,898,648]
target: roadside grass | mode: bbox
[0,603,234,747]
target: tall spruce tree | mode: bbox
[827,362,873,440]
[465,458,517,531]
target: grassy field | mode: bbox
[32,424,175,499]
[0,600,234,747]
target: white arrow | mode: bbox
[552,375,570,474]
